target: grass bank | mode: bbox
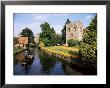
[41,46,81,60]
[13,47,25,54]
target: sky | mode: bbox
[14,13,96,37]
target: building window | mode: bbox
[80,27,82,32]
[74,27,76,31]
[68,28,70,32]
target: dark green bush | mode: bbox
[79,43,97,66]
[67,39,80,46]
[83,30,97,45]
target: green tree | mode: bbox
[79,15,97,67]
[54,34,62,45]
[87,15,97,31]
[13,37,18,45]
[61,19,71,44]
[20,27,34,45]
[39,22,56,46]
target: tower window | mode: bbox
[80,27,82,32]
[74,27,76,31]
[68,28,70,32]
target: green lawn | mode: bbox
[44,46,80,56]
[13,47,24,54]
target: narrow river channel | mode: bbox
[14,48,96,75]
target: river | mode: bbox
[14,48,96,75]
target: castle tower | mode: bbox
[66,21,84,46]
[34,33,40,43]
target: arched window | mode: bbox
[68,28,70,32]
[74,27,76,31]
[80,27,82,32]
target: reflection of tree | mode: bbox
[39,51,57,74]
[61,62,66,74]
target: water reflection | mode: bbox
[14,49,34,75]
[14,48,96,75]
[39,54,57,74]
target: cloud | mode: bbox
[14,22,27,36]
[33,14,51,21]
[85,15,93,20]
[14,22,41,37]
[33,15,47,21]
[52,14,69,16]
[35,16,45,20]
[14,13,69,36]
[14,22,63,37]
[33,14,69,21]
[51,24,63,34]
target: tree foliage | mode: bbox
[39,22,56,46]
[13,37,18,44]
[80,43,97,65]
[54,34,62,45]
[67,39,80,47]
[20,27,34,45]
[79,15,97,66]
[83,30,97,45]
[38,41,45,48]
[87,15,97,31]
[61,19,71,44]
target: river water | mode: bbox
[14,48,96,75]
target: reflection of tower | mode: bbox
[66,21,84,46]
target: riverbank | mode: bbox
[41,46,81,61]
[14,47,26,54]
[40,46,97,70]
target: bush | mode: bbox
[67,39,80,46]
[38,41,45,48]
[83,30,97,45]
[79,43,97,66]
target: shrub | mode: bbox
[79,43,97,66]
[38,41,45,48]
[83,30,97,45]
[67,39,80,46]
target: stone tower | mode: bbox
[66,21,84,46]
[34,33,40,43]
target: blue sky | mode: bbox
[14,13,96,37]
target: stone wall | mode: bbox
[34,33,39,43]
[66,21,84,46]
